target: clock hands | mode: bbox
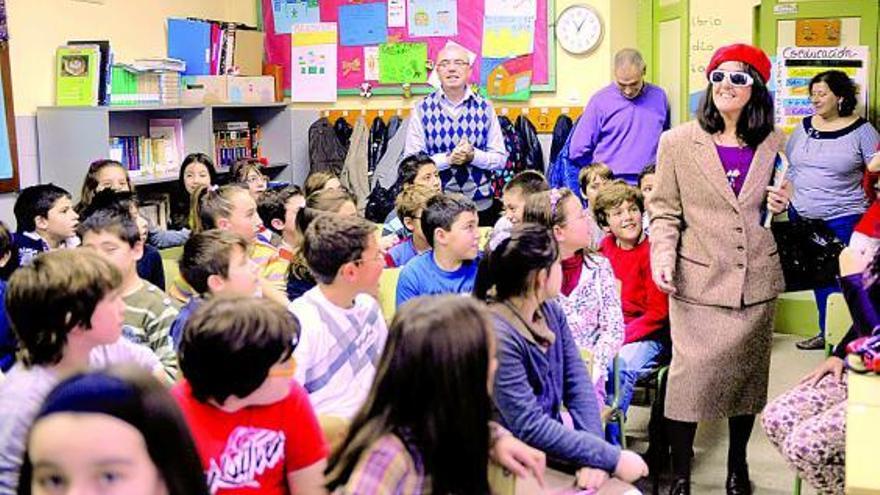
[575,18,586,33]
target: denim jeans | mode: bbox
[604,338,670,444]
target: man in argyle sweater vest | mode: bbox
[404,44,508,224]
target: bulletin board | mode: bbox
[0,0,19,193]
[260,0,555,99]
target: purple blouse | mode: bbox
[715,145,755,196]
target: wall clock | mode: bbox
[555,4,604,55]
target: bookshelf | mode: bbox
[36,102,297,201]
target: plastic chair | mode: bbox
[377,268,401,323]
[479,226,493,250]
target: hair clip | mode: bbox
[209,184,219,192]
[549,188,562,217]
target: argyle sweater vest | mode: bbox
[419,91,493,207]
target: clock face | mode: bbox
[555,5,604,55]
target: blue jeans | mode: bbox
[604,338,670,444]
[789,209,861,336]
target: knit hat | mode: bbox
[706,43,772,83]
[35,372,146,431]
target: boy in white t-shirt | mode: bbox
[288,214,388,419]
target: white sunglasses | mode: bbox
[709,69,754,87]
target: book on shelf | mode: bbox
[67,40,112,106]
[148,119,184,175]
[109,58,184,107]
[109,135,178,179]
[213,121,262,168]
[55,44,101,106]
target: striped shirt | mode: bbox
[123,281,179,380]
[339,434,426,495]
[289,287,387,419]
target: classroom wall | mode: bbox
[0,0,258,229]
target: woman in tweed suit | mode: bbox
[648,44,792,495]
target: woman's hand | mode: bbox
[575,467,609,490]
[766,180,793,215]
[800,356,845,387]
[489,434,546,488]
[652,265,677,295]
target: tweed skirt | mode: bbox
[664,297,776,422]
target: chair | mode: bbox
[159,246,183,291]
[607,356,669,449]
[377,268,401,322]
[479,226,493,250]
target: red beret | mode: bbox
[706,43,772,84]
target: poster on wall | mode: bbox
[291,23,338,102]
[774,45,869,134]
[407,0,458,38]
[272,0,319,34]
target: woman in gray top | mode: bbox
[786,70,880,350]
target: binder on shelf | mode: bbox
[167,18,211,76]
[55,44,101,106]
[233,29,264,76]
[68,40,112,106]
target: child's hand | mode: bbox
[490,434,546,488]
[613,450,649,483]
[801,356,845,387]
[575,467,609,490]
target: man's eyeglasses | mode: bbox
[708,70,754,87]
[437,59,469,69]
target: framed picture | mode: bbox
[0,0,19,193]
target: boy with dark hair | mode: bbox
[169,229,259,347]
[637,163,657,234]
[257,186,306,259]
[12,184,79,268]
[0,249,124,494]
[385,184,437,267]
[594,181,669,443]
[396,194,480,307]
[78,203,179,379]
[173,296,329,494]
[382,153,442,239]
[488,170,551,250]
[289,214,388,420]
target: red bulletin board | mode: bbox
[260,0,552,96]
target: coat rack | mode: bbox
[322,105,584,134]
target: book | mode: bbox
[148,119,184,174]
[67,40,112,106]
[167,18,210,75]
[233,29,264,76]
[55,44,101,106]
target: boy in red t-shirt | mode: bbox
[595,181,670,443]
[172,296,329,495]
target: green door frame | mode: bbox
[650,0,690,124]
[757,0,879,122]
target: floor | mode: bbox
[624,333,826,495]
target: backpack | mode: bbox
[308,117,347,175]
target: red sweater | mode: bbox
[599,235,669,344]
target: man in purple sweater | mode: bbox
[569,48,671,184]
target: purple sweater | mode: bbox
[569,83,670,175]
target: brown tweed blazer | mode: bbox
[648,121,786,308]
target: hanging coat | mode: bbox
[309,117,347,175]
[489,115,525,199]
[334,117,354,150]
[547,116,584,202]
[368,116,388,176]
[515,114,545,173]
[340,117,370,214]
[550,114,574,165]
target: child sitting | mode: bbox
[169,184,287,305]
[12,184,79,268]
[304,170,342,197]
[523,187,624,400]
[231,158,269,200]
[173,296,329,495]
[170,153,217,231]
[0,222,15,372]
[594,181,669,437]
[289,214,388,420]
[169,229,260,347]
[637,164,657,234]
[382,154,442,239]
[395,194,480,307]
[286,188,358,301]
[579,163,614,248]
[0,249,124,493]
[257,186,306,259]
[385,184,436,268]
[326,295,545,493]
[489,170,550,250]
[77,199,179,380]
[18,368,210,495]
[474,223,647,490]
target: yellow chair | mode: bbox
[824,292,852,355]
[479,226,493,250]
[377,268,401,323]
[159,246,183,292]
[318,415,350,456]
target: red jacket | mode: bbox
[599,235,669,343]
